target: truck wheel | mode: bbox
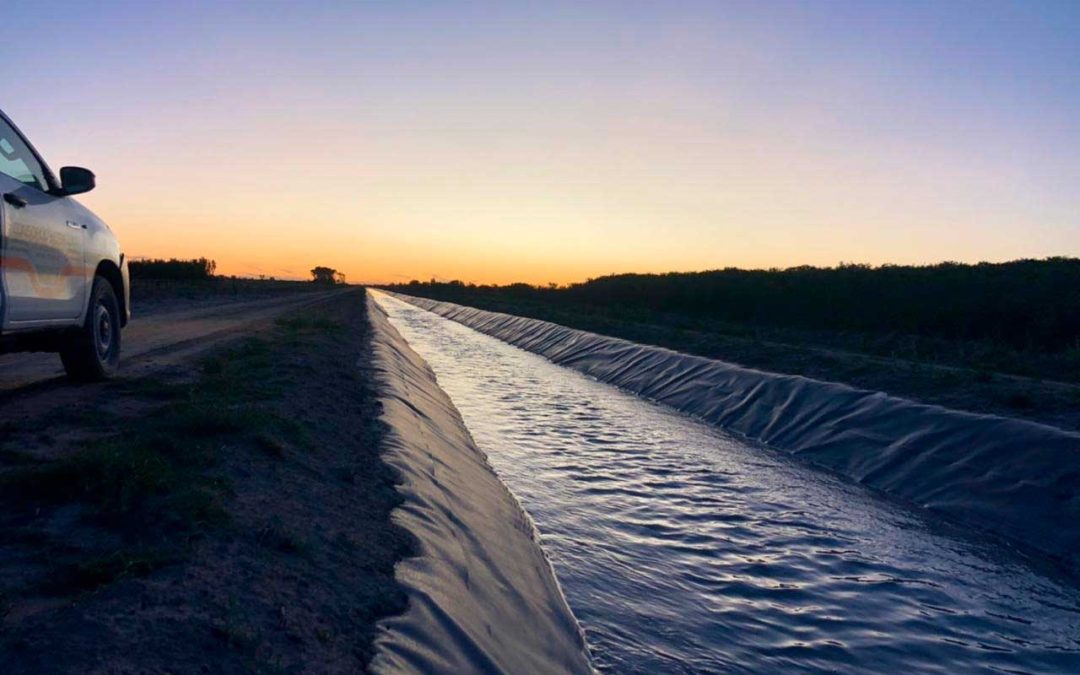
[61,276,122,381]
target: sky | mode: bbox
[4,1,1079,284]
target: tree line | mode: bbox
[128,258,348,285]
[387,258,1080,353]
[129,257,217,280]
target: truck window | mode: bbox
[0,118,48,191]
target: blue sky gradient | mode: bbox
[4,1,1078,282]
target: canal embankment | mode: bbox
[376,291,1080,673]
[385,291,1080,574]
[366,294,593,674]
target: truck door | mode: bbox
[0,119,86,327]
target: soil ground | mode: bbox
[0,287,350,394]
[0,288,412,673]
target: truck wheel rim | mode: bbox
[95,302,114,360]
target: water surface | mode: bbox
[376,293,1080,673]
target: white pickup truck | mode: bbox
[0,108,129,380]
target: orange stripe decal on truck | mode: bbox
[0,254,88,300]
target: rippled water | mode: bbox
[375,294,1080,673]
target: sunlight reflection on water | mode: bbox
[377,294,1080,674]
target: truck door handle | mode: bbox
[3,193,27,209]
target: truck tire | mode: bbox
[60,276,122,381]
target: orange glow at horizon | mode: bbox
[85,120,1075,287]
[9,2,1077,286]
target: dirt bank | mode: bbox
[0,289,412,673]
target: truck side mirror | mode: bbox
[59,166,96,196]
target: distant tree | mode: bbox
[311,266,346,285]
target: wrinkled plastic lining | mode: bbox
[388,291,1080,572]
[366,294,593,675]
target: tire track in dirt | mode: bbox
[0,289,355,397]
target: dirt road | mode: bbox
[0,289,353,395]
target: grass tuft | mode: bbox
[44,549,179,595]
[257,517,308,555]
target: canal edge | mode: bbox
[365,292,595,674]
[386,290,1080,576]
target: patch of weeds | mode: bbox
[4,526,51,546]
[194,343,286,405]
[258,656,290,675]
[39,406,118,430]
[0,448,41,466]
[332,466,356,484]
[927,369,966,386]
[274,316,343,335]
[257,517,308,555]
[254,433,287,459]
[237,337,272,361]
[0,306,340,601]
[332,531,355,551]
[113,376,189,402]
[351,584,410,625]
[160,403,263,438]
[211,621,260,654]
[58,442,173,509]
[314,626,334,645]
[1,435,226,534]
[841,360,873,376]
[201,356,226,376]
[43,548,178,596]
[277,416,312,449]
[212,597,261,656]
[1005,391,1036,410]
